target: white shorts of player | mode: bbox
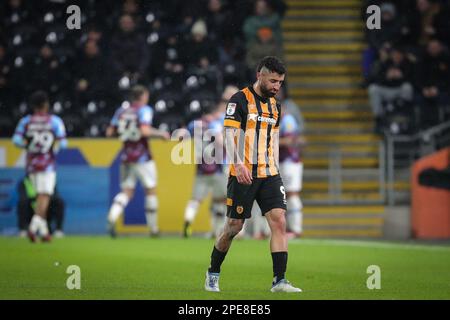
[192,173,227,201]
[29,171,56,195]
[279,161,303,193]
[120,160,157,190]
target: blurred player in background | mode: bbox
[17,176,65,238]
[106,85,169,237]
[279,102,305,238]
[12,91,67,242]
[182,85,239,238]
[182,109,226,238]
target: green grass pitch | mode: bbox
[1,236,449,300]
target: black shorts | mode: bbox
[226,174,287,219]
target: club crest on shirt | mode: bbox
[226,103,236,115]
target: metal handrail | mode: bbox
[385,120,450,205]
[320,142,386,205]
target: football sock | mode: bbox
[39,217,49,237]
[211,201,226,237]
[208,246,228,273]
[145,195,158,233]
[29,215,42,234]
[108,193,129,223]
[184,200,199,223]
[287,196,303,234]
[271,252,288,285]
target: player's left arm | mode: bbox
[279,114,299,146]
[12,117,28,148]
[139,106,169,140]
[140,124,170,140]
[53,116,68,152]
[106,108,120,137]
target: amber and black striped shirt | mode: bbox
[224,86,281,178]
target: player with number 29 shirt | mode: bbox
[12,91,67,242]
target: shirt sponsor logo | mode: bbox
[248,113,276,125]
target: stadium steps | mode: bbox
[284,31,363,42]
[302,205,385,238]
[283,0,386,238]
[285,0,362,9]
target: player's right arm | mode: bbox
[224,128,252,185]
[106,125,117,137]
[224,92,252,185]
[51,115,68,153]
[279,114,299,147]
[139,106,169,140]
[12,116,29,148]
[140,125,170,140]
[106,108,121,138]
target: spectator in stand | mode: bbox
[32,44,69,96]
[246,27,283,76]
[368,47,414,133]
[184,19,218,68]
[204,0,232,42]
[0,44,11,102]
[78,25,107,53]
[416,39,450,128]
[110,14,149,87]
[218,33,247,87]
[2,0,31,32]
[266,0,288,18]
[366,2,402,50]
[403,0,450,48]
[73,40,110,104]
[243,0,282,46]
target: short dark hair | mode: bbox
[256,56,286,75]
[130,85,149,101]
[29,91,49,110]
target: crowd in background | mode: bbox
[363,0,450,134]
[0,0,287,137]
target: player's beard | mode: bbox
[260,83,276,98]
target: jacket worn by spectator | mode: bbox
[374,57,413,88]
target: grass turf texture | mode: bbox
[1,237,449,299]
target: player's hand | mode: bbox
[160,131,170,140]
[235,164,252,185]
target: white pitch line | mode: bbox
[289,239,450,252]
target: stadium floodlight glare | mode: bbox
[19,102,27,114]
[121,101,130,109]
[155,100,167,112]
[225,64,236,73]
[11,13,19,23]
[13,35,22,46]
[46,32,57,44]
[90,125,99,137]
[146,13,155,23]
[153,78,163,90]
[87,102,97,113]
[14,56,23,67]
[44,12,54,23]
[186,76,198,88]
[167,48,177,60]
[53,101,62,113]
[118,76,130,89]
[190,100,201,112]
[147,32,159,44]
